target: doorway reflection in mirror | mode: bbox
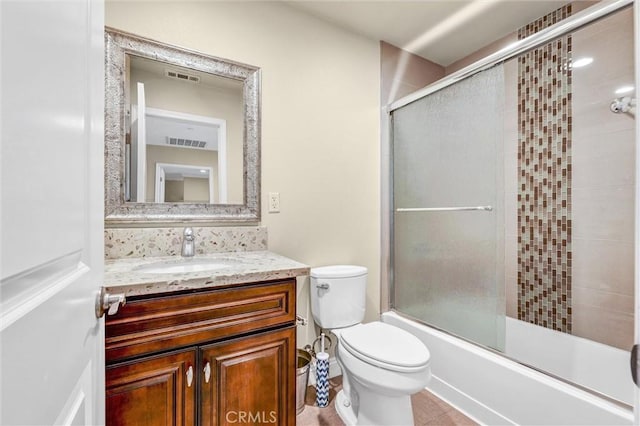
[125,55,244,204]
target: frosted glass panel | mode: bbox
[392,66,505,350]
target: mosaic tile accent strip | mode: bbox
[517,5,572,333]
[104,226,268,259]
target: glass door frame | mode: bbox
[633,0,640,422]
[380,0,638,420]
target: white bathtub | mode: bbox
[382,311,634,425]
[505,317,633,405]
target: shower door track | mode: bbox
[387,0,633,113]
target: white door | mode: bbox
[635,2,640,424]
[0,0,105,424]
[155,164,166,203]
[130,82,147,202]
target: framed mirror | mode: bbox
[104,27,261,225]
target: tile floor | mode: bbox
[296,376,478,426]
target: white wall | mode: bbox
[105,1,382,345]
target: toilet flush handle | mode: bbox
[317,282,330,290]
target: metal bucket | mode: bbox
[296,349,312,414]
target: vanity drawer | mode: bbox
[105,279,295,363]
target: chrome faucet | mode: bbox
[181,227,195,258]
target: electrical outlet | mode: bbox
[268,192,280,213]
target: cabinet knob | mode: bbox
[95,287,126,318]
[204,362,211,383]
[186,365,194,387]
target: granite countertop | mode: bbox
[104,250,310,297]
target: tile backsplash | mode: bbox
[516,4,573,334]
[105,226,268,259]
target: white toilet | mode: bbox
[310,265,431,426]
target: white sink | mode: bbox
[134,258,238,274]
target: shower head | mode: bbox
[610,96,636,115]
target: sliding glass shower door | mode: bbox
[392,66,506,350]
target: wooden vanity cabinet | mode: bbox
[105,279,296,426]
[106,349,196,425]
[200,327,295,426]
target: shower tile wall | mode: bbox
[506,5,634,349]
[382,1,634,350]
[516,5,573,333]
[570,7,635,349]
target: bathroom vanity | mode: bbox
[100,25,304,425]
[103,251,309,426]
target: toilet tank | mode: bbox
[310,265,367,329]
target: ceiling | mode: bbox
[285,0,574,66]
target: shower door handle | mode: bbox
[631,344,639,387]
[396,206,493,212]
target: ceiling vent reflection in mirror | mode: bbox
[165,69,200,84]
[167,137,207,149]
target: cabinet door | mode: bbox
[106,350,196,426]
[201,327,295,426]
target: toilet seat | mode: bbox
[339,322,430,373]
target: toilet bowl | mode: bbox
[310,265,431,425]
[334,322,431,425]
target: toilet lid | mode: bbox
[340,322,430,371]
[310,265,367,279]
